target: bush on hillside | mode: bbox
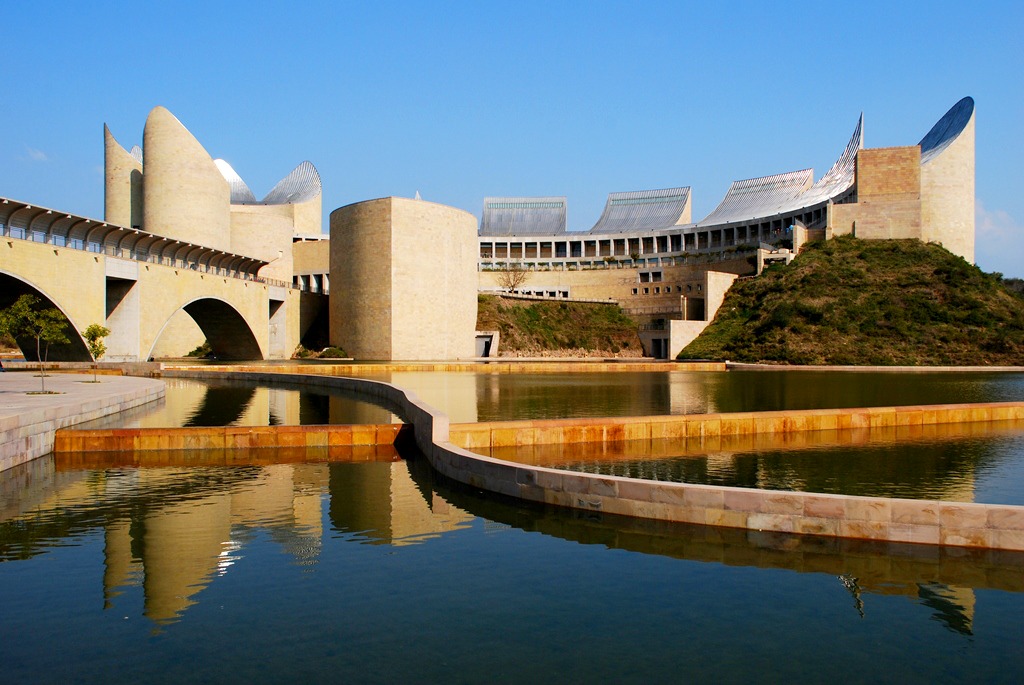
[680,236,1024,366]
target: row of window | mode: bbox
[478,206,823,260]
[479,230,765,259]
[631,284,702,296]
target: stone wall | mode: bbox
[921,112,975,263]
[142,106,232,252]
[292,239,330,275]
[330,197,478,361]
[831,146,923,241]
[477,256,752,312]
[104,125,143,229]
[228,204,296,283]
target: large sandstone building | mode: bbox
[475,97,976,357]
[102,106,329,358]
[0,98,975,362]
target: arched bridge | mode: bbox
[1,197,306,361]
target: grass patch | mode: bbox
[681,236,1024,366]
[477,295,642,356]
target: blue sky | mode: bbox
[3,1,1022,275]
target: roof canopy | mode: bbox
[587,187,691,234]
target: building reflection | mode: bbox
[328,461,473,545]
[76,378,400,429]
[2,448,1021,634]
[93,460,472,625]
[428,469,1014,638]
[101,464,335,624]
[0,456,471,627]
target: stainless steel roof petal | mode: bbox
[588,187,691,234]
[697,169,814,226]
[480,196,567,236]
[214,159,258,204]
[920,96,974,164]
[696,113,862,226]
[262,161,322,205]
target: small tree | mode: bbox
[496,261,530,293]
[0,294,71,392]
[82,323,111,382]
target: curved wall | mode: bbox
[228,205,296,283]
[921,110,975,263]
[288,194,323,237]
[330,197,478,361]
[104,126,143,229]
[331,198,393,359]
[142,106,231,252]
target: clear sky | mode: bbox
[3,1,1022,275]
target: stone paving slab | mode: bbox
[0,371,165,472]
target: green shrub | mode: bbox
[186,340,213,358]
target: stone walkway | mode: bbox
[0,371,165,472]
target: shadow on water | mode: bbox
[486,420,1024,505]
[182,384,257,426]
[402,451,1023,636]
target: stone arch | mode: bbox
[147,296,262,361]
[0,271,91,361]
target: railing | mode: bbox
[478,242,769,272]
[1,222,317,292]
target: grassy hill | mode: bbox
[477,295,643,356]
[680,236,1024,365]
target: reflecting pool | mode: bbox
[378,368,1024,422]
[494,422,1024,504]
[90,370,1024,427]
[1,454,1022,684]
[76,378,400,429]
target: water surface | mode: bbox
[1,455,1021,684]
[90,370,1024,427]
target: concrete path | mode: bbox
[0,371,165,472]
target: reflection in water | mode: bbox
[182,385,257,426]
[918,583,975,636]
[1,455,1022,681]
[328,461,472,546]
[466,369,1024,422]
[418,459,1023,634]
[75,378,400,429]
[71,370,1024,430]
[489,421,1024,505]
[709,370,1024,414]
[0,454,471,627]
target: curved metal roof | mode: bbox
[587,187,691,234]
[480,197,567,236]
[262,161,322,204]
[697,169,813,227]
[214,159,258,204]
[696,113,863,226]
[920,96,974,164]
[807,113,862,199]
[129,145,143,164]
[213,160,322,206]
